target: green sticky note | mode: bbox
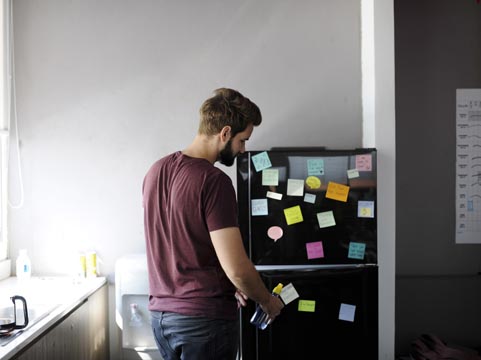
[251,151,272,172]
[298,299,316,312]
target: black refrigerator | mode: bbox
[236,147,378,359]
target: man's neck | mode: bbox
[182,134,219,164]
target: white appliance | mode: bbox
[115,254,162,360]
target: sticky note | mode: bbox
[298,300,316,312]
[305,176,321,190]
[262,169,279,186]
[251,199,268,216]
[307,159,325,176]
[251,151,272,172]
[287,179,304,196]
[306,241,324,259]
[355,154,372,171]
[284,205,303,225]
[317,210,336,228]
[267,226,283,242]
[358,200,375,218]
[326,181,350,202]
[348,242,366,260]
[339,303,356,322]
[347,169,359,179]
[266,191,283,200]
[304,193,316,204]
[280,283,300,305]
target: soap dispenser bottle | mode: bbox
[16,249,32,280]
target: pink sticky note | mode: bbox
[306,241,324,259]
[355,154,372,171]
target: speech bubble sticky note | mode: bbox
[298,300,316,312]
[348,242,366,260]
[251,151,272,172]
[317,210,336,228]
[267,226,283,242]
[326,181,350,202]
[339,303,356,322]
[358,200,375,218]
[306,241,324,259]
[307,159,325,176]
[355,154,372,171]
[251,199,268,216]
[262,169,279,186]
[284,205,304,225]
[287,179,304,196]
[305,176,321,190]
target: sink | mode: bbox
[0,303,59,331]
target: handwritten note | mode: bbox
[358,201,375,218]
[305,176,321,190]
[348,242,366,260]
[280,283,300,305]
[317,210,336,228]
[251,151,272,172]
[339,303,356,322]
[304,193,316,204]
[298,299,316,312]
[284,205,304,225]
[262,169,279,186]
[306,241,324,259]
[347,169,359,179]
[266,191,283,200]
[251,199,268,216]
[326,181,350,202]
[287,179,304,196]
[355,154,372,171]
[307,159,325,176]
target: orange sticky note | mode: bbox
[326,181,350,202]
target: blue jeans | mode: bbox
[150,311,239,360]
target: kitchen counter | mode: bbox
[0,276,107,360]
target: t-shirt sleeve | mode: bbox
[203,172,239,232]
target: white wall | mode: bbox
[8,0,395,358]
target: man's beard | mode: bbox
[219,139,236,167]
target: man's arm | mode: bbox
[210,227,284,320]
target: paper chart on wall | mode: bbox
[455,88,481,244]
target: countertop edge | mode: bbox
[0,276,107,360]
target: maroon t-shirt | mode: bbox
[142,151,239,320]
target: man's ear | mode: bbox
[220,126,231,142]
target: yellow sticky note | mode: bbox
[326,181,350,202]
[298,299,316,312]
[284,205,304,225]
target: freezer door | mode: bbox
[239,266,378,359]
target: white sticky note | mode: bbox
[347,169,359,179]
[317,210,336,228]
[251,199,268,216]
[339,303,356,322]
[287,179,304,196]
[266,191,283,200]
[280,283,300,305]
[262,169,279,186]
[358,200,375,218]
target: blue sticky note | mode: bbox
[251,151,272,172]
[339,303,356,322]
[251,199,268,216]
[348,242,366,260]
[307,159,324,176]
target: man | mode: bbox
[143,88,284,360]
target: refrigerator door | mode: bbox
[236,148,377,266]
[240,266,378,359]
